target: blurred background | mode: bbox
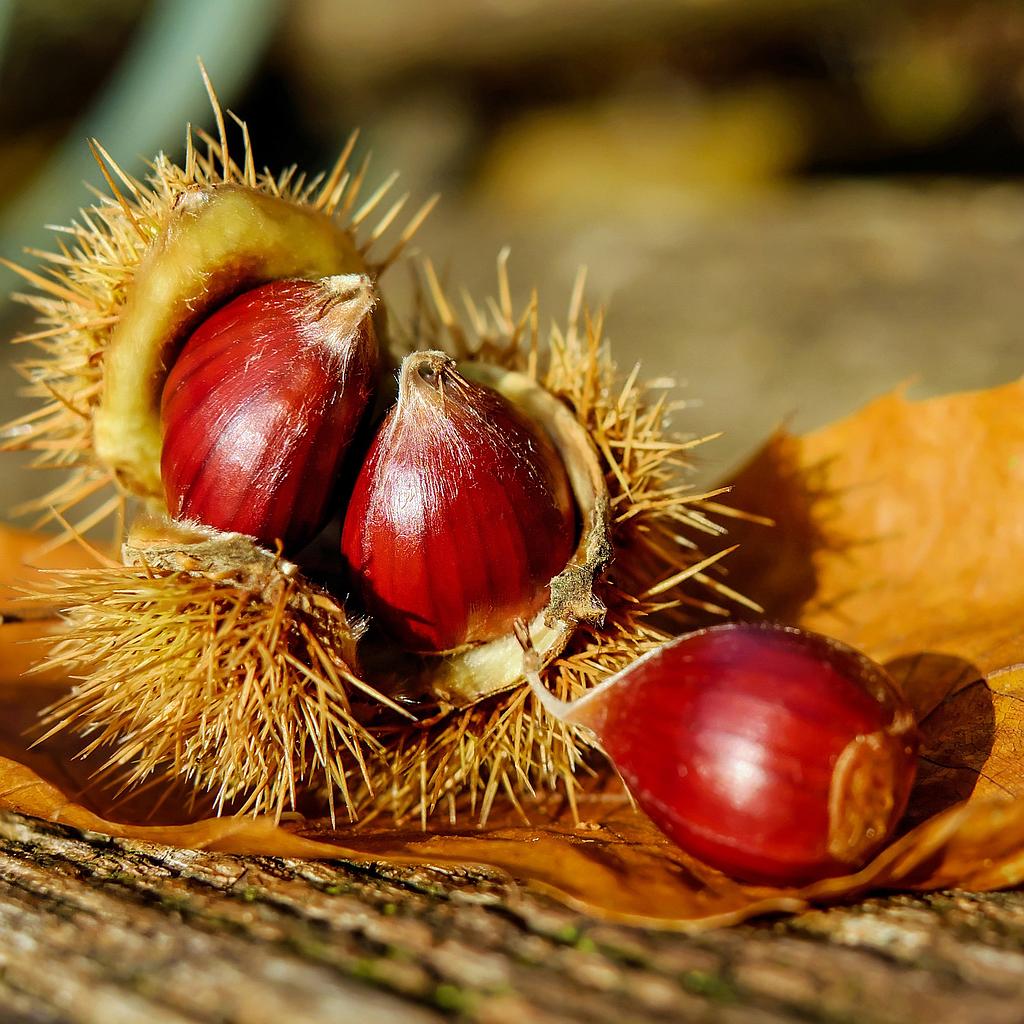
[1,0,1023,507]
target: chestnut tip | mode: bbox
[403,349,456,386]
[318,272,376,309]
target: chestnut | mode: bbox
[522,621,919,886]
[341,351,577,653]
[160,275,379,553]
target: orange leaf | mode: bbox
[727,381,1024,672]
[5,377,1024,929]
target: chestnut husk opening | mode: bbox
[93,184,387,502]
[127,353,614,714]
[81,167,615,719]
[347,357,613,709]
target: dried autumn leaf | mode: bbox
[0,370,1022,932]
[726,381,1024,673]
[2,612,1022,929]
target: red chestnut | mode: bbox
[160,276,379,552]
[522,621,919,886]
[340,351,577,653]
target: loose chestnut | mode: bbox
[340,351,577,653]
[522,621,919,886]
[160,275,379,553]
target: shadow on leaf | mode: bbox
[885,651,995,827]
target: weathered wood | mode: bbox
[0,811,1020,1023]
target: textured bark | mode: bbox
[0,812,1021,1022]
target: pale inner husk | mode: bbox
[93,184,368,500]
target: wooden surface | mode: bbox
[0,810,1021,1023]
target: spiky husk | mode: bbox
[347,255,758,825]
[23,254,751,824]
[2,70,435,547]
[35,562,386,822]
[28,260,747,824]
[4,78,750,823]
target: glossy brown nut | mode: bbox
[529,621,919,886]
[161,275,378,552]
[340,351,577,653]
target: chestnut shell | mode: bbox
[340,351,577,653]
[161,277,378,552]
[540,622,920,886]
